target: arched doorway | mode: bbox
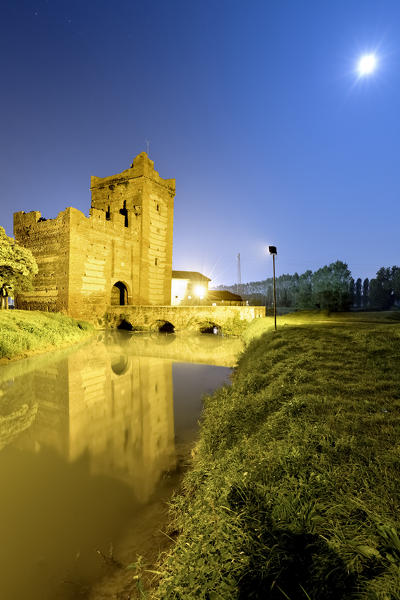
[111,354,130,375]
[111,281,128,306]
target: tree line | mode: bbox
[217,261,400,312]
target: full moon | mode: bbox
[357,53,377,76]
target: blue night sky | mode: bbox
[1,0,399,286]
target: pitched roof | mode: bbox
[172,270,211,282]
[208,290,243,301]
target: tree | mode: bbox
[391,266,400,304]
[217,262,357,313]
[0,227,38,308]
[355,278,362,308]
[265,281,273,307]
[311,261,352,311]
[295,270,313,309]
[369,278,385,310]
[367,266,400,310]
[362,278,369,308]
[369,268,393,310]
[348,277,355,307]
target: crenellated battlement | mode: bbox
[90,152,175,194]
[14,204,140,236]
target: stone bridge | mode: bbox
[103,305,265,332]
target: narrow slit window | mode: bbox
[155,257,158,266]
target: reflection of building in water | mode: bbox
[13,343,176,503]
[125,331,243,367]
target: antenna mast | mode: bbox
[237,252,241,294]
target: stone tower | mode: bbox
[14,153,175,320]
[90,152,175,307]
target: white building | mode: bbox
[171,271,211,305]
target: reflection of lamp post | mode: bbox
[268,246,277,330]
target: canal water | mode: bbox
[0,331,243,600]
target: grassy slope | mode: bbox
[0,310,94,360]
[154,312,400,599]
[243,309,400,344]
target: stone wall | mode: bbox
[14,209,70,312]
[67,206,139,320]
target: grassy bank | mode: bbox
[218,309,400,339]
[0,310,94,360]
[243,309,400,344]
[154,314,400,599]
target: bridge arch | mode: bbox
[111,281,129,306]
[197,320,221,334]
[117,318,134,331]
[151,319,175,333]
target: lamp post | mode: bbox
[268,246,277,330]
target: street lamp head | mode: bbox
[267,245,278,330]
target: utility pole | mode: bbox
[268,246,277,330]
[237,253,241,295]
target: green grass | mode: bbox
[153,313,400,599]
[0,310,94,359]
[243,309,400,344]
[220,314,251,337]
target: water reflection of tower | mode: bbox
[14,341,176,503]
